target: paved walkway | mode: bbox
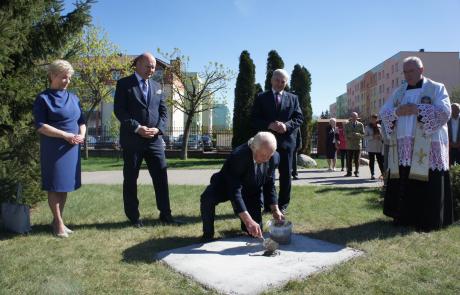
[82,166,382,188]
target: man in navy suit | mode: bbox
[448,103,460,166]
[200,132,285,241]
[251,69,304,213]
[114,52,179,227]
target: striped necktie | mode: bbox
[140,79,148,102]
[275,92,281,109]
[256,163,264,185]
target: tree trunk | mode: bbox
[181,115,194,160]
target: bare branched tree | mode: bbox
[159,48,234,159]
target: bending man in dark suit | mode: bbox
[114,52,179,227]
[200,132,285,241]
[251,69,304,213]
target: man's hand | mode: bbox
[396,103,418,117]
[276,121,287,133]
[138,126,156,138]
[239,211,263,238]
[268,121,287,134]
[270,205,285,223]
[246,220,263,238]
[268,122,279,133]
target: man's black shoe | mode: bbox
[292,175,299,180]
[354,171,359,177]
[132,220,144,228]
[200,233,216,243]
[159,214,184,225]
[344,173,352,177]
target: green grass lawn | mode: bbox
[81,157,226,172]
[82,156,329,172]
[1,185,459,294]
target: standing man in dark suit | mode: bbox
[291,128,302,180]
[448,103,460,166]
[114,52,179,227]
[251,69,304,213]
[200,132,284,241]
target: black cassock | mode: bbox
[384,166,455,231]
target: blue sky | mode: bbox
[64,0,460,116]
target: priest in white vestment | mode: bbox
[379,56,455,231]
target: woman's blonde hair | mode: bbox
[48,59,74,78]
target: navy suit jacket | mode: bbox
[114,74,167,150]
[208,143,279,214]
[448,119,460,144]
[251,90,304,150]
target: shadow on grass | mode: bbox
[0,213,236,240]
[315,186,380,196]
[307,219,414,245]
[122,235,200,263]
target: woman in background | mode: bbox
[326,118,339,171]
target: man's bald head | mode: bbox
[134,52,156,79]
[351,112,358,122]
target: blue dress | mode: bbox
[33,89,85,192]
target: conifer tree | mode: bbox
[0,0,93,204]
[290,64,313,154]
[264,50,285,91]
[232,50,256,148]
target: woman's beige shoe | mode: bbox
[54,231,69,238]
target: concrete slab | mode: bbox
[156,234,363,295]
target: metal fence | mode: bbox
[86,126,234,151]
[87,126,319,153]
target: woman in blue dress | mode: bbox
[33,60,86,238]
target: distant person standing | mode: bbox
[337,124,347,171]
[251,69,304,213]
[448,103,460,166]
[344,112,364,177]
[325,118,339,171]
[365,114,384,180]
[291,128,302,180]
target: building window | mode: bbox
[391,65,394,73]
[395,63,399,72]
[387,87,390,94]
[392,80,394,88]
[396,78,399,86]
[386,73,389,79]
